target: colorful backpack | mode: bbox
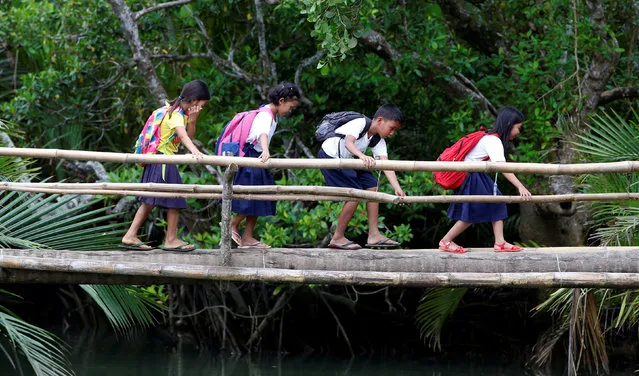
[134,104,184,166]
[215,106,274,157]
[433,128,497,190]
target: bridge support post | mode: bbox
[220,164,238,265]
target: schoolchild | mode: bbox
[121,79,210,252]
[439,106,532,254]
[318,104,405,250]
[231,82,301,248]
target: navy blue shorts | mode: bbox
[317,149,378,190]
[447,172,507,223]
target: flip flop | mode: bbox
[160,243,197,252]
[328,241,362,250]
[231,231,242,246]
[364,238,400,248]
[238,241,271,249]
[119,242,153,251]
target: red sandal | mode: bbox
[438,240,467,254]
[494,242,523,252]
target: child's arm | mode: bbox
[258,133,270,163]
[186,104,204,139]
[378,156,405,196]
[175,126,203,158]
[503,173,531,196]
[344,135,375,168]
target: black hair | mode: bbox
[267,82,301,105]
[487,106,524,147]
[168,79,211,117]
[373,104,402,122]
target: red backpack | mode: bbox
[433,129,498,190]
[215,106,274,157]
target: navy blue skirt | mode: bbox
[447,172,507,223]
[232,145,276,216]
[317,149,378,189]
[138,157,187,209]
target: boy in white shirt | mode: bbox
[317,104,405,250]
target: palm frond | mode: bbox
[0,310,74,376]
[415,288,467,350]
[80,285,165,333]
[572,109,639,161]
[0,191,127,250]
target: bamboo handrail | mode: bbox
[2,147,639,174]
[3,182,639,203]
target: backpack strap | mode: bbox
[358,116,382,148]
[247,105,276,146]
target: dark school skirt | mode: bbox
[231,145,276,216]
[138,155,187,209]
[317,149,378,190]
[447,172,507,223]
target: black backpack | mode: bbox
[315,111,381,148]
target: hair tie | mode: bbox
[178,95,183,100]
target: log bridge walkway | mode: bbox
[1,147,639,288]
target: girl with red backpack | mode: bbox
[121,79,210,252]
[439,106,532,254]
[230,82,301,249]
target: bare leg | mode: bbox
[241,215,259,245]
[439,220,472,251]
[122,203,154,248]
[492,220,505,244]
[231,214,246,235]
[331,201,358,245]
[364,187,399,245]
[164,208,193,249]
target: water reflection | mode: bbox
[67,332,530,376]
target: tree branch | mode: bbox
[254,0,277,87]
[133,0,194,21]
[107,0,167,104]
[598,87,639,106]
[435,0,506,55]
[357,30,401,62]
[295,51,325,108]
[183,7,258,85]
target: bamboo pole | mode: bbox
[220,165,237,265]
[3,147,639,174]
[2,255,639,287]
[3,182,639,203]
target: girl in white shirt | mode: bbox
[231,83,300,249]
[439,106,532,253]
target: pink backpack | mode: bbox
[134,105,184,166]
[215,106,274,157]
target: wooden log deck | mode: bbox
[1,247,638,288]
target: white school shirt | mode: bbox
[245,110,276,153]
[464,135,506,162]
[320,117,388,158]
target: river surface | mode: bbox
[1,330,637,375]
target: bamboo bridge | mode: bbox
[1,147,639,288]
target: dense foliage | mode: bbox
[1,0,638,374]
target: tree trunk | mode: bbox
[107,0,167,104]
